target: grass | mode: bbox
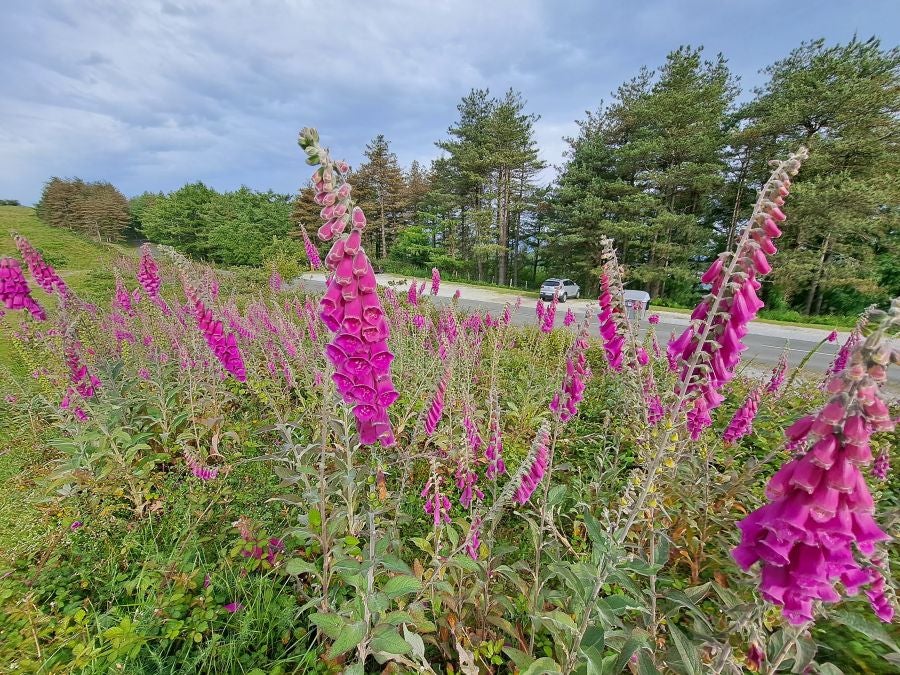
[0,206,136,300]
[0,206,138,567]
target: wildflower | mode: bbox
[485,412,506,478]
[138,367,151,380]
[826,330,838,343]
[873,451,889,481]
[301,128,397,446]
[422,476,452,526]
[407,281,418,306]
[465,517,482,560]
[723,387,762,444]
[825,328,861,381]
[185,448,219,480]
[412,314,426,330]
[137,244,161,297]
[424,368,450,436]
[113,276,136,316]
[732,298,899,625]
[204,574,211,588]
[669,148,808,440]
[767,353,788,394]
[746,643,764,672]
[514,423,551,505]
[301,228,322,270]
[70,521,83,531]
[563,307,575,327]
[550,321,591,423]
[452,288,461,302]
[648,314,660,325]
[541,291,558,333]
[194,300,247,381]
[224,602,243,614]
[0,257,46,320]
[15,235,70,299]
[535,300,545,323]
[431,267,440,295]
[269,270,283,292]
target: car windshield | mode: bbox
[542,280,560,286]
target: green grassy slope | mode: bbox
[0,207,136,565]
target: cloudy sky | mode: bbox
[2,1,898,204]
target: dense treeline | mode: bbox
[138,184,294,267]
[36,178,130,242]
[39,37,897,317]
[0,200,20,206]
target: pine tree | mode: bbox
[353,135,406,258]
[734,38,900,315]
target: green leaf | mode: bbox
[521,656,563,675]
[308,508,321,528]
[667,624,701,675]
[636,650,661,675]
[285,558,317,576]
[326,621,365,660]
[371,626,411,656]
[815,664,844,675]
[611,636,643,674]
[503,646,533,670]
[581,625,605,674]
[381,554,413,575]
[452,554,482,573]
[308,612,343,640]
[548,485,568,505]
[383,575,422,599]
[831,610,900,652]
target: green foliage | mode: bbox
[36,177,131,241]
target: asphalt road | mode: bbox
[292,277,864,379]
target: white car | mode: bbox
[540,278,580,302]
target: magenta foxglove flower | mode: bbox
[301,228,322,270]
[70,521,83,531]
[598,273,624,371]
[224,602,243,614]
[137,244,161,298]
[412,314,426,330]
[194,299,247,382]
[431,267,440,295]
[648,314,660,325]
[422,476,452,526]
[723,387,762,444]
[302,129,398,446]
[113,276,136,316]
[767,353,788,394]
[465,516,482,560]
[563,307,575,327]
[825,329,860,381]
[185,448,219,481]
[873,451,889,481]
[550,321,591,422]
[407,281,418,306]
[0,257,45,320]
[826,330,838,343]
[15,235,70,299]
[485,413,506,478]
[669,149,807,440]
[541,292,559,333]
[732,298,899,625]
[424,368,450,436]
[269,270,283,292]
[514,423,551,505]
[452,288,461,301]
[535,300,545,323]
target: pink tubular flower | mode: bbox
[826,330,838,343]
[301,227,322,270]
[424,368,450,436]
[465,517,482,560]
[550,320,591,423]
[648,314,660,325]
[732,298,899,625]
[431,267,440,295]
[422,476,451,526]
[194,299,247,381]
[767,353,789,394]
[185,448,219,481]
[269,270,283,292]
[452,288,461,301]
[0,257,45,320]
[514,423,551,505]
[301,127,397,446]
[669,148,808,440]
[224,602,243,614]
[723,387,762,444]
[563,307,575,327]
[137,244,161,297]
[407,281,418,306]
[535,300,545,323]
[541,292,558,333]
[873,451,889,481]
[15,235,70,299]
[113,276,135,316]
[598,273,624,371]
[825,328,860,381]
[485,412,506,478]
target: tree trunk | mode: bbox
[498,167,510,286]
[803,234,830,315]
[379,197,387,259]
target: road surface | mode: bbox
[291,273,897,388]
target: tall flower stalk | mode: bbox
[668,147,808,440]
[0,257,45,320]
[732,297,899,625]
[299,127,397,447]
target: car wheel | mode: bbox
[560,293,567,303]
[574,290,580,299]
